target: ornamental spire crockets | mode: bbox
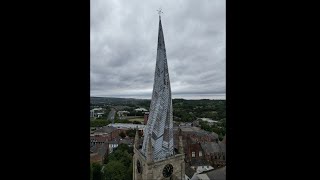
[141,11,174,161]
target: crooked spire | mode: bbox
[141,13,174,161]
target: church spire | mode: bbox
[133,11,186,180]
[141,10,174,161]
[157,8,163,20]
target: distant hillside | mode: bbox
[91,97,225,104]
[90,97,150,107]
[91,96,226,136]
[91,97,225,113]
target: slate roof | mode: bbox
[120,138,133,145]
[195,174,210,180]
[177,127,218,140]
[108,139,119,144]
[190,158,211,167]
[90,153,101,163]
[91,142,108,154]
[95,126,117,134]
[201,141,225,154]
[221,135,226,144]
[218,141,226,154]
[90,135,108,143]
[97,142,108,156]
[211,132,219,139]
[90,145,99,153]
[205,166,226,180]
[185,165,196,178]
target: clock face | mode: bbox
[162,164,173,178]
[137,160,142,174]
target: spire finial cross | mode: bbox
[157,8,163,18]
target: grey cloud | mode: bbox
[91,0,225,99]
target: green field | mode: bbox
[128,118,144,123]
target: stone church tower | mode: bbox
[133,12,185,180]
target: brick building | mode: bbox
[93,126,119,141]
[143,112,149,125]
[201,140,226,168]
[173,126,218,160]
[173,127,226,169]
[90,142,109,164]
[90,134,109,147]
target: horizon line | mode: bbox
[90,95,226,100]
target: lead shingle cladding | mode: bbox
[141,18,174,161]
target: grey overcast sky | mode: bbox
[91,0,225,100]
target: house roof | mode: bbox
[120,138,133,145]
[179,127,218,139]
[201,141,225,154]
[90,135,108,142]
[90,143,109,157]
[108,140,119,144]
[204,166,226,180]
[195,174,210,180]
[221,135,226,144]
[134,108,148,111]
[90,145,99,153]
[90,153,101,162]
[185,165,196,178]
[90,142,109,155]
[198,118,219,123]
[190,158,211,167]
[108,123,145,130]
[211,132,219,139]
[218,141,226,153]
[97,143,109,156]
[95,126,117,133]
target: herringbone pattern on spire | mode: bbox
[141,18,174,161]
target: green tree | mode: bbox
[91,120,110,127]
[127,162,133,180]
[119,151,132,167]
[126,129,136,138]
[104,144,133,180]
[103,153,108,164]
[218,133,225,141]
[119,131,126,138]
[115,119,131,123]
[116,143,130,152]
[104,161,127,180]
[90,163,93,180]
[92,162,102,180]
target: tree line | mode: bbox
[91,144,133,180]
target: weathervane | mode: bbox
[157,8,163,19]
